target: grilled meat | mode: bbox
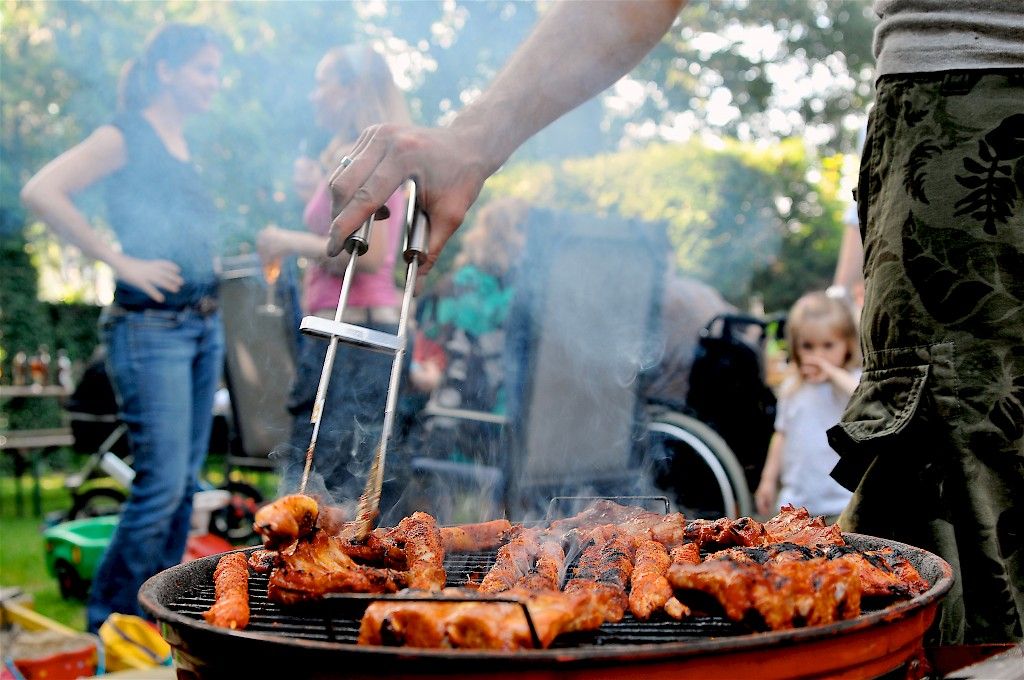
[248,549,277,574]
[253,494,319,550]
[668,554,861,630]
[439,519,515,553]
[392,512,446,591]
[517,536,565,592]
[479,528,544,593]
[561,525,634,624]
[826,545,930,598]
[684,516,767,549]
[629,538,674,620]
[358,587,611,649]
[203,553,250,630]
[267,530,407,605]
[763,504,845,547]
[547,500,649,536]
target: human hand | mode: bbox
[409,360,443,393]
[799,355,833,384]
[112,255,183,303]
[257,225,293,265]
[326,123,494,277]
[293,156,323,203]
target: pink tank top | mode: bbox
[302,179,403,313]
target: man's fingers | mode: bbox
[328,161,405,256]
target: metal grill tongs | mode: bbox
[298,175,429,541]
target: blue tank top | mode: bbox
[105,111,219,309]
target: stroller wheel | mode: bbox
[208,481,262,544]
[67,487,126,520]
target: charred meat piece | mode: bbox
[203,552,250,630]
[629,538,675,620]
[439,519,515,553]
[336,527,406,569]
[825,545,930,598]
[562,525,634,624]
[763,504,845,547]
[516,537,565,592]
[248,549,278,574]
[683,516,767,549]
[392,512,446,591]
[253,494,319,549]
[547,500,650,536]
[479,528,545,593]
[358,587,611,650]
[267,530,406,605]
[668,554,861,630]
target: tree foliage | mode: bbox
[482,138,844,310]
[2,0,864,315]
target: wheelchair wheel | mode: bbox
[643,410,753,519]
[67,486,126,520]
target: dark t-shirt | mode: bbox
[105,111,218,309]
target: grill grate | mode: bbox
[169,548,758,646]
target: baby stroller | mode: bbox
[60,350,262,542]
[62,349,132,519]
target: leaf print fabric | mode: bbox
[829,71,1024,646]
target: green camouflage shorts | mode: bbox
[827,71,1024,645]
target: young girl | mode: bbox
[755,291,861,522]
[21,23,224,631]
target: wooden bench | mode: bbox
[1,427,74,517]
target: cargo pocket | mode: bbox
[828,343,953,491]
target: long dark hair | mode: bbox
[118,23,221,112]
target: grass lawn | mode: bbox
[0,453,278,631]
[0,472,87,630]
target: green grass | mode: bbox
[0,454,279,631]
[0,473,87,630]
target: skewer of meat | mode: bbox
[203,552,250,630]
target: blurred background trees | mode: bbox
[2,0,872,382]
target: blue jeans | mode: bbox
[86,307,224,632]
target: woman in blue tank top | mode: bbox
[22,23,225,632]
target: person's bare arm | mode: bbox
[755,432,785,517]
[328,0,685,274]
[21,126,184,302]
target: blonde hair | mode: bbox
[453,198,530,274]
[319,44,412,167]
[783,291,861,391]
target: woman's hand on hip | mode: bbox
[112,255,183,303]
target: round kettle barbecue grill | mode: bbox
[140,532,952,679]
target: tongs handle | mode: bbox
[403,179,429,264]
[353,180,429,540]
[345,218,373,255]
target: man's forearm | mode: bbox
[451,0,685,174]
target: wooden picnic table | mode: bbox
[1,385,72,517]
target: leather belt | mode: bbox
[314,306,400,326]
[108,295,219,317]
